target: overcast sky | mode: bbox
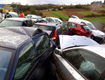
[0,0,104,5]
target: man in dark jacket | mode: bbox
[5,10,12,19]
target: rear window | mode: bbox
[0,20,22,27]
[10,14,19,17]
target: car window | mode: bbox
[0,50,12,80]
[55,19,61,23]
[46,18,50,21]
[81,25,90,30]
[63,49,105,80]
[87,23,96,30]
[46,18,54,22]
[26,15,32,18]
[34,25,54,31]
[68,22,77,28]
[33,34,50,57]
[14,42,36,80]
[0,20,22,27]
[57,25,64,35]
[22,21,28,26]
[26,20,33,26]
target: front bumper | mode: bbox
[93,36,105,43]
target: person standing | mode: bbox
[19,12,24,18]
[5,10,12,19]
[0,10,2,22]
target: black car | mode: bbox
[34,22,63,47]
[0,27,55,80]
[0,17,34,27]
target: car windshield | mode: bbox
[87,23,96,30]
[0,49,12,80]
[0,20,22,27]
[26,15,32,18]
[55,19,62,23]
[81,25,90,30]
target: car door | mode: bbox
[61,22,70,35]
[67,22,79,35]
[14,41,37,80]
[62,49,105,80]
[30,33,54,80]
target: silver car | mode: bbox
[54,43,105,80]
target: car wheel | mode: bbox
[91,35,94,40]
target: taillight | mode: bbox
[53,30,57,41]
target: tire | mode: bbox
[91,35,94,40]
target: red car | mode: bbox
[63,21,92,37]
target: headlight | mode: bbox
[98,35,102,37]
[98,35,105,38]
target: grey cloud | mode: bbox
[0,0,104,5]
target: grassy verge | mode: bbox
[82,16,105,25]
[78,11,102,15]
[50,11,69,20]
[100,8,105,11]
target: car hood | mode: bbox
[59,35,99,49]
[92,30,105,36]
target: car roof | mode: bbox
[0,27,42,49]
[64,44,105,59]
[26,14,37,16]
[46,17,59,19]
[46,17,63,21]
[35,22,60,27]
[5,17,31,21]
[68,18,91,24]
[9,12,18,15]
[26,14,42,18]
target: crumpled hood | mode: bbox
[59,35,99,49]
[92,30,105,36]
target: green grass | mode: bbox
[78,11,102,15]
[82,16,105,25]
[50,11,69,20]
[100,8,105,11]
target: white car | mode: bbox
[2,12,19,20]
[54,40,105,80]
[26,14,44,22]
[45,17,63,25]
[68,17,105,43]
[9,12,19,17]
